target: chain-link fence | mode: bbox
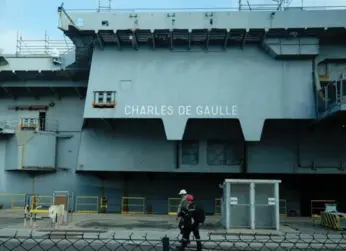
[1,231,346,250]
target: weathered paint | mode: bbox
[84,47,314,141]
[58,9,346,31]
[0,96,345,214]
[0,12,345,215]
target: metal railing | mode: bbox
[0,120,19,130]
[15,32,74,57]
[63,1,346,13]
[75,196,99,213]
[0,118,59,133]
[168,198,180,216]
[317,78,346,116]
[1,231,346,250]
[63,6,346,12]
[121,197,146,215]
[0,193,25,210]
[18,118,59,132]
[279,199,287,217]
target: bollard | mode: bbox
[162,237,170,251]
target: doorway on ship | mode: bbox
[54,195,68,209]
[39,112,46,131]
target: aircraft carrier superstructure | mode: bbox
[0,1,346,216]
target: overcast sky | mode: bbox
[0,0,345,53]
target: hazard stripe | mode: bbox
[321,212,346,231]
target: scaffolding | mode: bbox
[15,31,74,57]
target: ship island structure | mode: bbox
[0,1,346,223]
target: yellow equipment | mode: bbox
[121,197,145,215]
[168,198,181,216]
[311,200,336,225]
[25,194,52,214]
[321,212,346,231]
[100,196,108,213]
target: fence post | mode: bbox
[162,236,170,251]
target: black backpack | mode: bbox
[193,205,206,224]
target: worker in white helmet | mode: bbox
[177,189,188,234]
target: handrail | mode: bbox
[62,5,346,13]
[19,118,59,132]
[317,77,346,116]
[0,118,59,132]
[15,31,74,57]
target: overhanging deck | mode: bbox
[58,7,346,54]
[59,8,346,31]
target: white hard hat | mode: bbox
[179,189,187,195]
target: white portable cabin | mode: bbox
[221,179,281,230]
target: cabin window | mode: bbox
[207,141,233,165]
[93,91,116,108]
[181,141,199,165]
[106,92,113,104]
[98,92,104,103]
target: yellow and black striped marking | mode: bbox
[321,212,346,231]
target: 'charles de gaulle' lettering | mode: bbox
[124,105,238,116]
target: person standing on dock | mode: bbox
[177,189,188,233]
[178,194,203,251]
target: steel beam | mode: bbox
[59,10,346,31]
[131,31,138,50]
[151,31,156,49]
[241,30,248,49]
[0,81,87,88]
[114,30,121,49]
[224,30,231,50]
[205,31,210,50]
[96,32,104,49]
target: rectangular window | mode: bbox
[106,92,113,104]
[20,118,39,130]
[93,91,116,108]
[98,92,104,103]
[181,141,199,165]
[207,141,233,166]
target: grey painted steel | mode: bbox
[18,133,57,170]
[274,183,280,230]
[0,2,346,215]
[0,57,67,71]
[264,38,319,56]
[222,179,281,230]
[58,9,346,31]
[0,97,346,175]
[84,48,314,141]
[0,96,346,214]
[225,182,230,229]
[250,183,255,230]
[0,81,87,88]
